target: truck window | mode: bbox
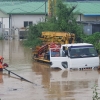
[51,50,60,57]
[69,46,98,58]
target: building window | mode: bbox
[24,21,33,27]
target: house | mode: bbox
[0,1,46,38]
[0,1,100,38]
[71,1,100,35]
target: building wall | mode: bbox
[11,14,100,29]
[0,18,9,37]
[1,14,100,29]
[11,15,45,28]
[0,10,9,30]
[76,15,100,21]
[0,18,9,28]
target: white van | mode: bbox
[50,43,99,70]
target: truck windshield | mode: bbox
[69,46,98,58]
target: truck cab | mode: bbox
[50,43,99,70]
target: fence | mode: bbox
[0,28,28,40]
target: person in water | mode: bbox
[0,56,8,71]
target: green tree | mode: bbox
[23,24,42,48]
[56,0,83,42]
[83,32,100,53]
[24,0,84,47]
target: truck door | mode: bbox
[49,48,69,70]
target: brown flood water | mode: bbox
[0,39,100,100]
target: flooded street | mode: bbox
[0,39,100,100]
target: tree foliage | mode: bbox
[23,24,42,48]
[82,32,100,53]
[24,0,84,48]
[55,0,83,42]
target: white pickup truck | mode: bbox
[49,43,100,70]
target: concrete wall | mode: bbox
[10,14,100,29]
[0,14,100,29]
[11,15,45,28]
[0,18,9,28]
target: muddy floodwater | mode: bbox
[0,39,100,100]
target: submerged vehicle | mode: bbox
[33,31,75,63]
[50,43,99,70]
[33,32,99,70]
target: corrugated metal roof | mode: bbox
[70,2,100,15]
[0,1,100,15]
[0,2,47,14]
[0,1,27,6]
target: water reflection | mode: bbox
[32,62,50,87]
[49,70,98,99]
[0,40,32,66]
[32,62,99,100]
[0,72,3,83]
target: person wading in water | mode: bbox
[0,56,8,71]
[0,56,4,72]
[0,56,5,83]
